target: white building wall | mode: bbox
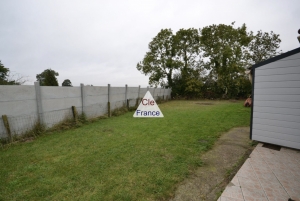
[252,51,300,149]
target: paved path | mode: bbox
[171,127,254,201]
[218,143,300,201]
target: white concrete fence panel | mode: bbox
[0,83,171,139]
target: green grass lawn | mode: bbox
[0,100,250,201]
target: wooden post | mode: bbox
[108,84,111,117]
[2,115,12,142]
[71,106,78,121]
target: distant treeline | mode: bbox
[0,63,72,87]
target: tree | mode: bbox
[62,79,72,87]
[0,60,28,85]
[200,23,281,98]
[137,29,181,88]
[174,28,202,77]
[6,72,28,85]
[200,22,252,98]
[246,30,281,64]
[137,28,205,98]
[138,24,281,99]
[36,69,59,86]
[172,28,205,97]
[0,61,9,84]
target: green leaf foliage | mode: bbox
[62,79,72,87]
[246,30,282,64]
[200,23,252,98]
[137,29,179,88]
[137,22,282,99]
[174,28,202,73]
[36,69,59,86]
[0,61,9,82]
[137,28,206,98]
[172,28,205,97]
[0,61,24,85]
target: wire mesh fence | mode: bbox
[7,113,40,137]
[0,86,171,140]
[84,103,107,118]
[111,100,126,111]
[43,109,73,128]
[0,102,122,139]
[128,98,138,108]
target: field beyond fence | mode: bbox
[0,83,171,140]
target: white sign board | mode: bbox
[133,91,164,118]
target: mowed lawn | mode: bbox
[0,100,250,201]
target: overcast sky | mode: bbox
[0,0,299,87]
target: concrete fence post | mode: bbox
[80,83,85,115]
[159,87,162,99]
[136,85,140,107]
[168,88,171,100]
[147,86,149,91]
[125,84,128,108]
[153,87,156,100]
[166,88,169,100]
[34,82,44,124]
[108,84,111,117]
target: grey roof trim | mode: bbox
[252,47,300,69]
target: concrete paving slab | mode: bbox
[218,143,300,201]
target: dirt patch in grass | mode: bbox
[195,102,214,105]
[20,137,35,143]
[170,127,255,201]
[229,99,242,103]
